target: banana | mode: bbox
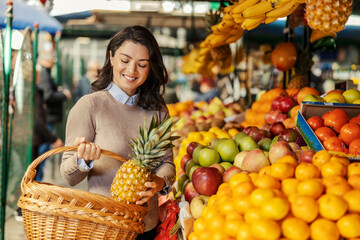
[296,0,305,3]
[265,17,278,24]
[211,21,234,34]
[225,31,245,44]
[233,14,246,24]
[222,13,234,21]
[208,33,230,48]
[242,0,275,18]
[265,0,291,4]
[241,17,265,30]
[223,4,237,14]
[232,0,261,15]
[265,0,299,18]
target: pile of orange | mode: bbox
[188,150,360,240]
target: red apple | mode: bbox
[192,167,222,196]
[222,166,243,183]
[268,140,295,164]
[184,182,200,203]
[187,142,199,158]
[210,163,226,175]
[270,122,286,136]
[278,128,299,142]
[279,96,297,113]
[265,109,286,125]
[271,96,282,111]
[180,154,192,171]
[243,126,259,136]
[299,150,315,163]
[241,149,270,173]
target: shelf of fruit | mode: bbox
[171,87,360,240]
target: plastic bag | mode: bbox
[155,200,179,240]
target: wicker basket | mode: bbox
[17,146,148,240]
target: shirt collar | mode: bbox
[106,82,139,106]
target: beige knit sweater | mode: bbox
[60,90,175,232]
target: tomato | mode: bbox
[350,116,360,126]
[323,108,349,133]
[307,116,324,131]
[339,123,360,146]
[349,138,360,155]
[323,136,346,153]
[322,112,330,121]
[315,126,337,143]
[271,42,297,71]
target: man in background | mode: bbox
[75,60,100,102]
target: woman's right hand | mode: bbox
[74,137,101,163]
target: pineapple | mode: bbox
[288,49,313,89]
[111,116,179,204]
[305,0,353,34]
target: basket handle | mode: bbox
[24,146,127,182]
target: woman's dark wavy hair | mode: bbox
[92,25,168,110]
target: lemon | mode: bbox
[343,89,360,104]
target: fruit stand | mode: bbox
[162,0,360,239]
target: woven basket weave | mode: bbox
[17,146,148,240]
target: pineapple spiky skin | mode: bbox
[305,0,353,34]
[111,116,179,204]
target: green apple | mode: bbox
[233,150,249,169]
[177,173,189,193]
[220,161,233,170]
[233,132,248,147]
[343,89,360,104]
[189,165,201,181]
[185,159,196,177]
[303,94,323,102]
[269,135,279,150]
[239,136,259,151]
[258,137,272,151]
[198,147,221,167]
[216,139,239,163]
[213,138,227,153]
[193,144,205,164]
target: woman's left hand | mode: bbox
[136,175,165,205]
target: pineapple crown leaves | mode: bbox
[130,115,180,170]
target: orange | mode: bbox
[232,181,255,198]
[236,222,253,240]
[225,211,243,221]
[273,189,286,198]
[269,162,295,180]
[276,155,299,167]
[218,197,237,215]
[318,194,348,220]
[337,213,360,239]
[248,172,258,183]
[312,150,331,170]
[297,87,320,105]
[216,184,233,198]
[281,217,310,240]
[290,195,319,223]
[229,172,252,190]
[297,178,324,199]
[244,207,262,223]
[295,162,321,180]
[197,231,212,240]
[329,155,350,167]
[258,165,271,176]
[193,216,207,233]
[224,218,244,237]
[207,195,217,207]
[348,174,360,190]
[187,131,203,142]
[281,178,300,197]
[228,128,239,138]
[202,207,220,222]
[310,218,340,240]
[322,175,348,189]
[207,213,226,230]
[234,195,252,214]
[321,161,347,178]
[250,188,275,207]
[254,174,281,190]
[251,218,281,240]
[343,190,360,213]
[326,181,352,196]
[348,162,360,177]
[260,197,290,220]
[188,232,200,240]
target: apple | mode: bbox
[248,128,272,143]
[210,163,226,175]
[195,115,207,124]
[275,96,297,114]
[233,132,248,146]
[185,159,196,177]
[192,167,223,196]
[270,122,286,136]
[243,126,259,136]
[190,195,210,219]
[233,150,249,169]
[278,128,298,142]
[177,173,189,193]
[198,147,221,167]
[220,161,233,170]
[216,139,239,163]
[239,136,260,151]
[258,137,272,151]
[271,96,282,111]
[213,138,227,153]
[241,149,270,173]
[180,154,192,171]
[299,150,315,163]
[260,123,272,132]
[222,166,243,183]
[294,149,303,162]
[189,165,201,181]
[269,135,279,150]
[184,182,200,203]
[288,142,301,152]
[265,109,286,125]
[302,94,323,102]
[187,142,199,158]
[268,140,295,164]
[193,144,205,164]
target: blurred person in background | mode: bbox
[36,49,71,181]
[75,60,100,102]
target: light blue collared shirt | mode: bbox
[78,82,139,171]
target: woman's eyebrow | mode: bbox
[119,53,149,61]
